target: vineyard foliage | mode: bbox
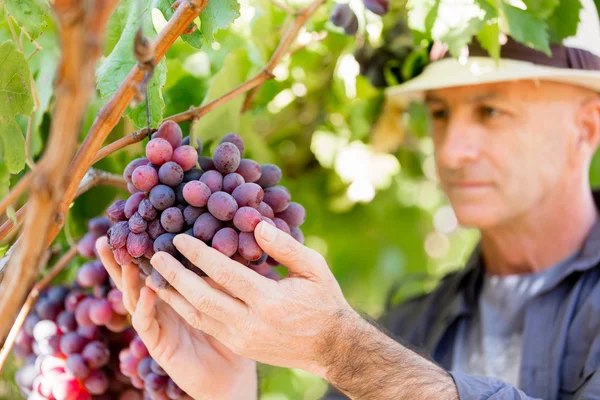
[0,0,598,398]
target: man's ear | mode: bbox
[576,95,600,157]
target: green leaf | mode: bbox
[440,17,484,57]
[523,0,559,18]
[407,0,440,39]
[6,206,16,224]
[0,115,26,173]
[595,0,600,21]
[503,4,550,55]
[0,40,34,117]
[547,0,582,42]
[200,0,241,43]
[0,162,9,200]
[476,21,500,60]
[128,58,167,128]
[154,0,204,48]
[4,0,49,41]
[31,49,58,157]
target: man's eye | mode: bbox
[431,109,449,120]
[480,106,501,119]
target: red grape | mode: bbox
[127,231,151,258]
[256,164,282,188]
[263,186,291,213]
[172,145,198,172]
[60,332,86,355]
[88,217,111,237]
[66,354,90,379]
[151,268,171,290]
[153,233,177,256]
[273,217,291,234]
[25,314,41,335]
[261,216,276,226]
[231,252,249,266]
[114,247,133,266]
[57,311,77,333]
[363,0,388,15]
[146,138,173,166]
[207,191,238,221]
[125,192,147,219]
[291,227,305,244]
[84,370,109,395]
[199,170,223,193]
[182,136,203,153]
[149,185,176,211]
[147,219,167,240]
[193,213,222,242]
[233,207,262,232]
[128,212,147,234]
[211,228,238,257]
[235,159,261,183]
[108,221,130,249]
[75,298,95,327]
[166,379,185,399]
[108,288,128,315]
[158,162,184,187]
[160,207,185,233]
[106,200,127,222]
[222,173,245,193]
[257,202,275,219]
[182,181,211,207]
[90,298,113,326]
[78,233,97,258]
[132,165,159,192]
[65,290,86,313]
[82,341,110,369]
[276,202,306,227]
[130,336,150,359]
[152,121,183,149]
[183,168,203,182]
[198,156,215,171]
[35,299,62,321]
[213,142,241,173]
[145,373,168,391]
[127,183,138,194]
[78,260,108,288]
[124,158,150,183]
[137,357,152,380]
[183,206,205,226]
[220,133,245,156]
[232,183,264,208]
[238,232,263,261]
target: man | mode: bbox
[96,0,600,398]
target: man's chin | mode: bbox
[451,204,502,230]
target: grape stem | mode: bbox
[0,245,78,373]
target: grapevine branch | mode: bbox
[0,245,78,372]
[0,173,32,219]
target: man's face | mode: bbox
[425,81,588,229]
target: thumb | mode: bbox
[254,221,327,278]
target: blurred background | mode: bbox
[1,0,599,398]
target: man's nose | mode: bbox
[435,118,480,170]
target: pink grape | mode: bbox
[148,219,167,240]
[130,336,150,359]
[158,161,184,187]
[182,181,211,207]
[132,165,159,192]
[127,231,151,258]
[24,314,41,335]
[183,167,203,182]
[166,379,185,399]
[129,212,147,233]
[138,198,158,220]
[363,0,388,15]
[151,268,171,289]
[106,200,127,222]
[60,332,86,355]
[106,313,129,333]
[108,288,128,315]
[182,136,203,153]
[107,221,130,249]
[35,299,62,321]
[127,183,138,194]
[256,164,282,188]
[66,354,90,379]
[249,252,268,267]
[231,252,249,266]
[15,331,33,354]
[57,311,77,333]
[124,158,150,183]
[137,357,153,379]
[273,217,291,234]
[220,133,245,156]
[263,186,291,213]
[115,246,133,265]
[207,191,238,221]
[52,375,83,400]
[154,233,177,256]
[211,228,238,257]
[276,202,306,227]
[82,341,110,369]
[238,232,263,261]
[199,170,223,193]
[75,298,95,327]
[233,207,262,232]
[222,173,245,193]
[146,373,168,391]
[77,233,97,258]
[172,145,198,171]
[193,213,222,242]
[213,142,241,173]
[77,325,101,342]
[152,121,183,149]
[160,207,185,233]
[232,183,264,208]
[89,298,113,326]
[261,216,275,227]
[65,290,86,313]
[183,206,205,226]
[149,185,176,211]
[125,192,147,219]
[235,159,261,183]
[84,370,109,395]
[88,217,111,237]
[198,156,215,171]
[146,138,173,166]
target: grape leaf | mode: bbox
[154,0,204,49]
[200,0,241,42]
[547,0,582,42]
[4,0,49,41]
[128,58,167,128]
[0,41,34,117]
[476,21,500,60]
[407,0,440,39]
[0,115,26,174]
[502,4,550,56]
[440,17,484,57]
[0,162,9,200]
[523,0,559,19]
[31,50,58,158]
[595,0,600,21]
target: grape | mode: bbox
[90,298,113,326]
[127,232,151,258]
[160,207,185,233]
[213,142,241,173]
[182,136,203,154]
[158,162,184,187]
[198,157,215,171]
[82,341,110,369]
[127,183,138,194]
[291,227,305,244]
[137,199,158,221]
[152,121,183,149]
[276,202,306,227]
[222,173,245,194]
[149,185,176,211]
[108,221,130,250]
[183,206,205,226]
[235,159,261,183]
[151,268,171,290]
[193,213,222,242]
[125,192,147,219]
[331,4,353,26]
[15,331,33,354]
[150,359,167,376]
[60,332,86,355]
[39,355,66,373]
[232,183,264,208]
[35,299,62,321]
[75,298,95,327]
[166,379,185,399]
[106,313,129,333]
[238,232,263,261]
[25,314,41,335]
[220,133,245,156]
[233,207,262,232]
[172,145,198,172]
[47,285,69,304]
[85,370,109,395]
[182,181,211,207]
[130,336,150,359]
[137,357,152,380]
[132,165,159,192]
[145,373,168,391]
[183,168,203,182]
[263,186,291,213]
[88,217,111,237]
[256,164,282,188]
[261,216,276,227]
[231,252,249,266]
[153,233,177,256]
[344,15,358,35]
[107,200,127,222]
[78,233,98,258]
[249,252,268,267]
[77,261,108,288]
[207,192,238,221]
[57,311,77,333]
[148,219,167,240]
[273,218,291,234]
[77,325,101,342]
[363,0,388,15]
[37,334,61,356]
[146,138,173,166]
[128,212,147,234]
[94,284,111,299]
[137,256,154,276]
[65,290,86,313]
[174,182,187,207]
[53,375,84,399]
[257,202,275,219]
[199,170,223,193]
[16,364,38,389]
[66,354,90,379]
[124,158,150,183]
[211,228,238,257]
[108,288,128,316]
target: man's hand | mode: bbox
[96,237,258,400]
[147,220,354,377]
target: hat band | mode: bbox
[442,37,600,71]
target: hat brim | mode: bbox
[385,57,600,105]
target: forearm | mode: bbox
[316,309,458,400]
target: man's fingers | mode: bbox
[122,262,144,315]
[95,237,123,291]
[254,221,327,278]
[150,251,248,327]
[173,234,271,304]
[131,287,161,351]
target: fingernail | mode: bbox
[150,253,163,266]
[259,221,277,242]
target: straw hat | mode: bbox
[385,0,600,103]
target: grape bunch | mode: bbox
[105,121,307,288]
[13,219,143,400]
[330,0,388,36]
[119,335,191,400]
